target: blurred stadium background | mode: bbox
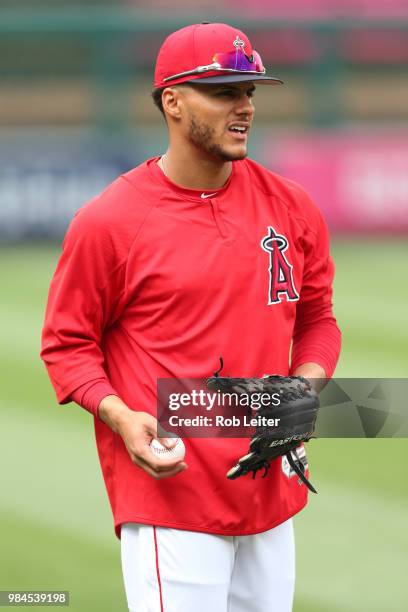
[0,1,407,611]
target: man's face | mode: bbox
[175,82,256,162]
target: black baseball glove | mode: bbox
[207,371,319,493]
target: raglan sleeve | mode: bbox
[290,198,342,378]
[40,201,127,411]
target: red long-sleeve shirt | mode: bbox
[41,157,341,538]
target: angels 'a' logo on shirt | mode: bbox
[261,226,299,305]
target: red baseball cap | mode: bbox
[154,22,283,88]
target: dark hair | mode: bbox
[151,88,165,116]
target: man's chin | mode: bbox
[214,146,248,162]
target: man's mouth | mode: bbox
[228,123,249,140]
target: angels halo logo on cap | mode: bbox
[154,22,283,88]
[233,35,245,50]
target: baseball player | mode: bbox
[41,23,341,612]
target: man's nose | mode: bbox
[235,94,254,117]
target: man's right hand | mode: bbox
[98,395,187,479]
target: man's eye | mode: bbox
[216,90,255,98]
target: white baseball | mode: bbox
[149,438,186,461]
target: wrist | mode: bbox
[292,362,327,393]
[98,395,133,433]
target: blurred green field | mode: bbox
[0,240,407,612]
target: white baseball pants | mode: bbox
[121,519,295,612]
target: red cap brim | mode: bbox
[189,74,283,85]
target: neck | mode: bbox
[160,146,233,191]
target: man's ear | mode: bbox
[162,87,184,120]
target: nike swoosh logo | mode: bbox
[201,192,217,199]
